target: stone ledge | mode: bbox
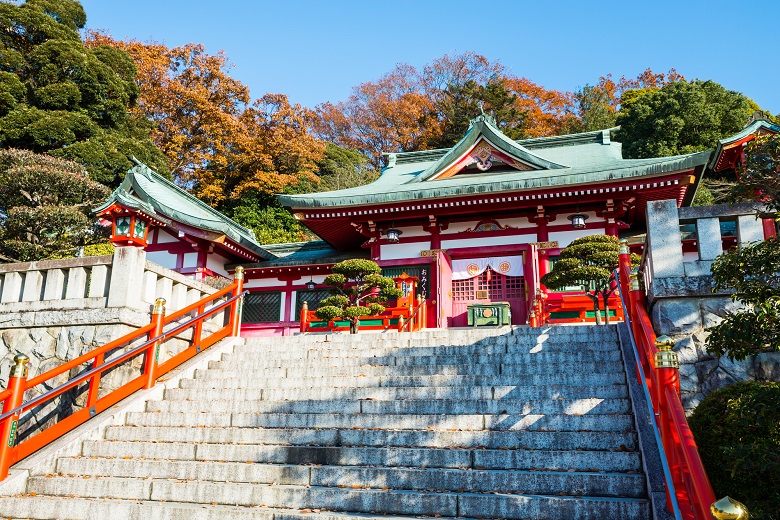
[647,275,732,302]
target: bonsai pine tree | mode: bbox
[315,259,402,333]
[541,235,640,325]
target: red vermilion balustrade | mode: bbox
[618,245,717,520]
[0,267,246,480]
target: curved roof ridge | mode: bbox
[410,115,566,184]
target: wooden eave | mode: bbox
[295,169,699,250]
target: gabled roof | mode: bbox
[95,158,272,260]
[410,114,566,182]
[278,125,709,210]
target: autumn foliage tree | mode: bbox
[87,34,327,244]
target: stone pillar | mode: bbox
[87,265,109,298]
[21,271,43,302]
[106,246,147,309]
[736,215,764,245]
[0,272,22,303]
[646,200,684,278]
[42,269,65,301]
[696,218,722,261]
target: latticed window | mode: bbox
[242,291,282,323]
[295,289,333,317]
[452,269,525,301]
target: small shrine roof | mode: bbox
[96,158,272,259]
[708,119,779,172]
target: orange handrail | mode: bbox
[399,297,426,332]
[0,268,246,480]
[618,250,716,520]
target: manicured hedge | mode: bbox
[689,381,780,520]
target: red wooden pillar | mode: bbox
[762,218,777,239]
[0,354,29,479]
[143,298,166,389]
[230,266,245,337]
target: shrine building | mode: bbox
[96,116,779,335]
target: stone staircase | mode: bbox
[0,325,651,519]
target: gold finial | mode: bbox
[711,496,749,520]
[654,335,679,369]
[152,297,166,315]
[619,238,629,255]
[629,271,640,291]
[234,266,245,281]
[10,354,30,378]
[302,301,308,311]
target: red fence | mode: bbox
[299,295,427,334]
[0,268,246,480]
[617,246,718,520]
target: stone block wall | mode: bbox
[643,200,779,412]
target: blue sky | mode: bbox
[79,0,778,115]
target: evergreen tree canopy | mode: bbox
[616,80,759,159]
[0,0,167,186]
[0,148,110,261]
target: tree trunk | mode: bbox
[587,294,602,325]
[602,291,611,325]
[349,317,360,334]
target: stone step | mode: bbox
[242,325,616,345]
[217,349,623,368]
[146,397,631,416]
[54,458,645,497]
[104,426,639,452]
[0,496,280,520]
[164,384,630,402]
[80,441,640,471]
[178,372,627,390]
[123,411,635,431]
[236,337,619,356]
[201,361,624,377]
[24,476,649,519]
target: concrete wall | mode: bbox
[0,248,222,439]
[643,201,779,411]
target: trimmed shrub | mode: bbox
[689,381,780,519]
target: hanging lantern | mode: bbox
[110,211,150,246]
[306,275,317,291]
[385,228,403,243]
[568,213,589,230]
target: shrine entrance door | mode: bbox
[451,267,527,326]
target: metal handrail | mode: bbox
[0,292,245,423]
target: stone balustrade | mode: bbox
[0,248,219,389]
[641,200,778,411]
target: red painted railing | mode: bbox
[617,247,716,520]
[299,296,427,334]
[0,268,246,480]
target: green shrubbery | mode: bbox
[689,381,780,519]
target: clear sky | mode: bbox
[79,0,779,115]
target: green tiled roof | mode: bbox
[707,119,780,170]
[239,241,367,269]
[95,158,271,259]
[278,123,711,210]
